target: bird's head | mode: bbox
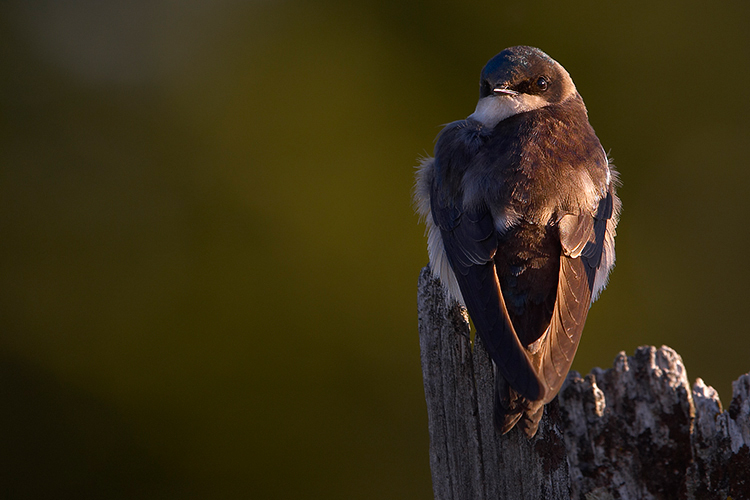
[470,46,578,128]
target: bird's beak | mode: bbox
[493,87,519,96]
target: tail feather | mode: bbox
[493,371,545,438]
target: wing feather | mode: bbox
[534,191,614,402]
[432,200,548,401]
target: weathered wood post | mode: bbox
[417,266,750,500]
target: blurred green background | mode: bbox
[1,1,749,498]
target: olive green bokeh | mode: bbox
[1,1,749,498]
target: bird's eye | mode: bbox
[536,77,549,91]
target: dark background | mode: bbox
[2,1,749,498]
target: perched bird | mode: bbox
[414,46,620,437]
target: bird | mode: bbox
[414,46,620,438]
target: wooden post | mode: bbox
[417,266,750,500]
[418,267,570,500]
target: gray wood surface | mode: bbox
[417,266,750,500]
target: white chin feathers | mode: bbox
[469,94,548,128]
